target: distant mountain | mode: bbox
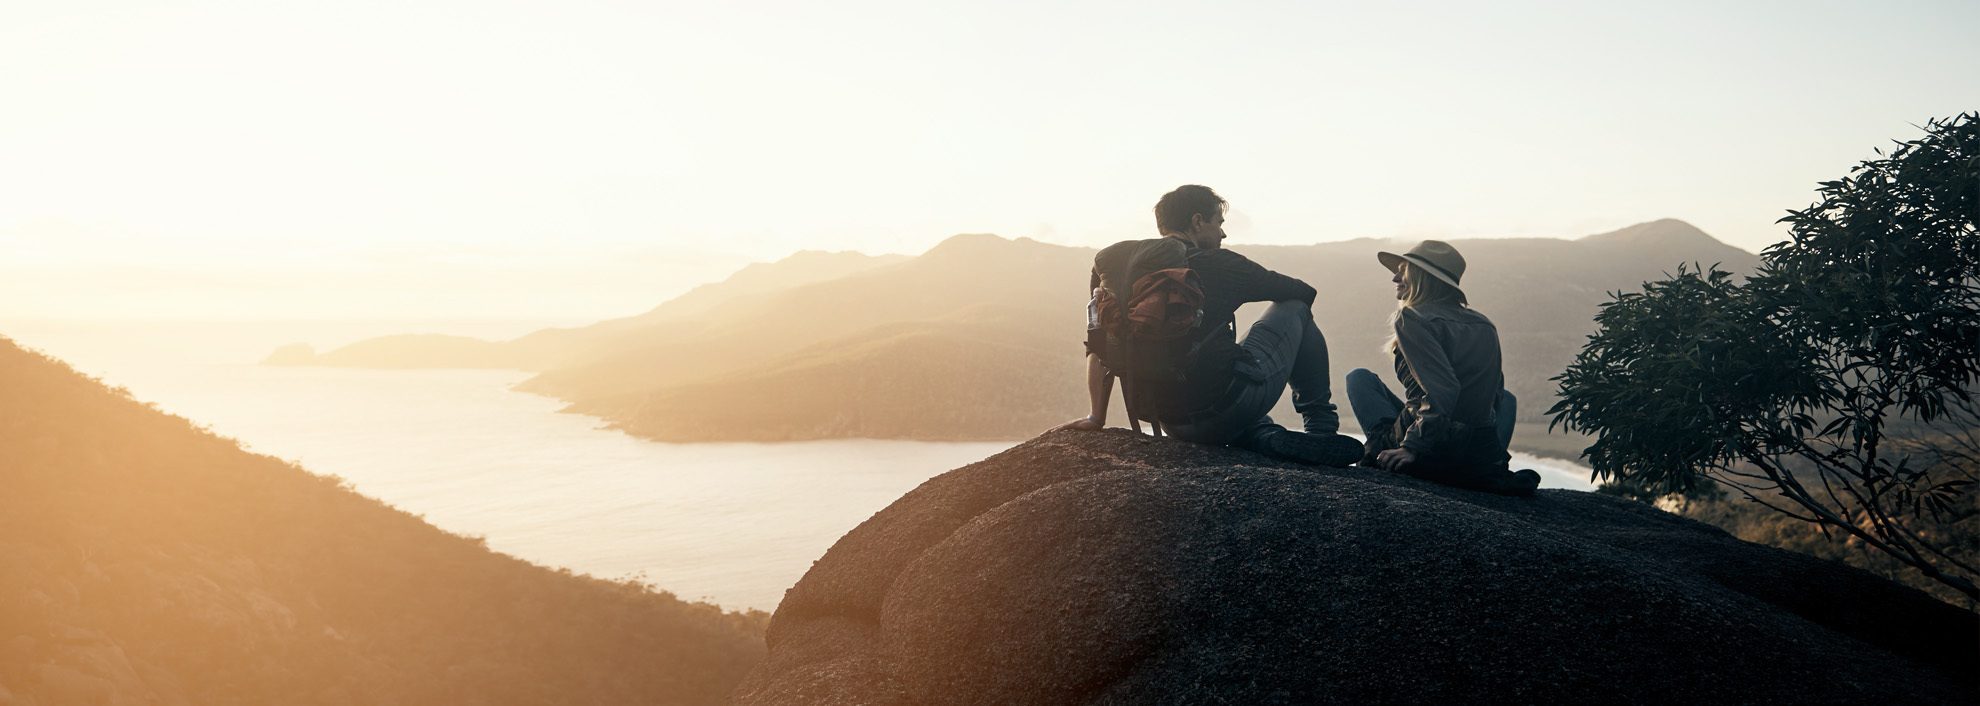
[572,311,1086,442]
[626,249,914,324]
[535,221,1756,445]
[1240,221,1762,422]
[263,333,523,369]
[514,235,1090,402]
[0,336,765,705]
[267,249,906,371]
[272,221,1760,451]
[1577,217,1728,250]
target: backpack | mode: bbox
[1091,238,1207,436]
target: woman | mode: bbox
[1344,240,1539,496]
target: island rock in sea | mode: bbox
[736,430,1977,705]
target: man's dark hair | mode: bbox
[1154,185,1226,236]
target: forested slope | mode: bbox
[0,337,766,705]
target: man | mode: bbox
[1057,185,1364,467]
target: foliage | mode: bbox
[1680,483,1979,605]
[1551,113,1980,601]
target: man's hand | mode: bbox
[1375,448,1417,471]
[1053,416,1104,432]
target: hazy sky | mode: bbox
[3,0,1975,320]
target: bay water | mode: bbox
[4,318,1594,612]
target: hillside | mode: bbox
[571,310,1088,442]
[275,221,1760,448]
[738,430,1976,704]
[1244,219,1762,414]
[0,336,766,705]
[267,249,907,371]
[548,221,1757,444]
[1676,476,1980,605]
[514,234,1092,402]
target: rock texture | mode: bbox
[736,430,1978,705]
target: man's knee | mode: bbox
[1259,300,1317,338]
[1269,300,1312,316]
[1246,300,1312,346]
[1346,367,1379,388]
[1257,299,1311,320]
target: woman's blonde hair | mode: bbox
[1383,261,1468,354]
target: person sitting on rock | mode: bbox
[1055,184,1364,467]
[1345,240,1540,496]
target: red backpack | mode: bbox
[1091,238,1207,435]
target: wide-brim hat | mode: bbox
[1377,240,1466,290]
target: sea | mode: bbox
[3,318,1596,612]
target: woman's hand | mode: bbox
[1053,416,1104,432]
[1375,448,1417,471]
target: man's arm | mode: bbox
[1057,275,1113,432]
[1202,250,1316,305]
[1084,352,1112,423]
[1055,353,1113,431]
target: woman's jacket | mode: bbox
[1389,301,1511,470]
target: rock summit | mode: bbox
[738,430,1976,705]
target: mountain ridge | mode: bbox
[266,249,909,371]
[267,220,1760,448]
[1577,217,1718,245]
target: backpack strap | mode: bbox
[1120,335,1145,435]
[1118,337,1163,437]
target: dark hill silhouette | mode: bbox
[736,430,1978,704]
[0,336,765,705]
[273,222,1760,447]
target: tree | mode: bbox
[1550,113,1980,601]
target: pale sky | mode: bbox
[3,0,1975,320]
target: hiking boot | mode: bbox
[1357,445,1383,469]
[1500,468,1541,497]
[1358,419,1396,468]
[1253,428,1365,468]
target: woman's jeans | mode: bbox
[1166,301,1343,447]
[1343,368,1515,452]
